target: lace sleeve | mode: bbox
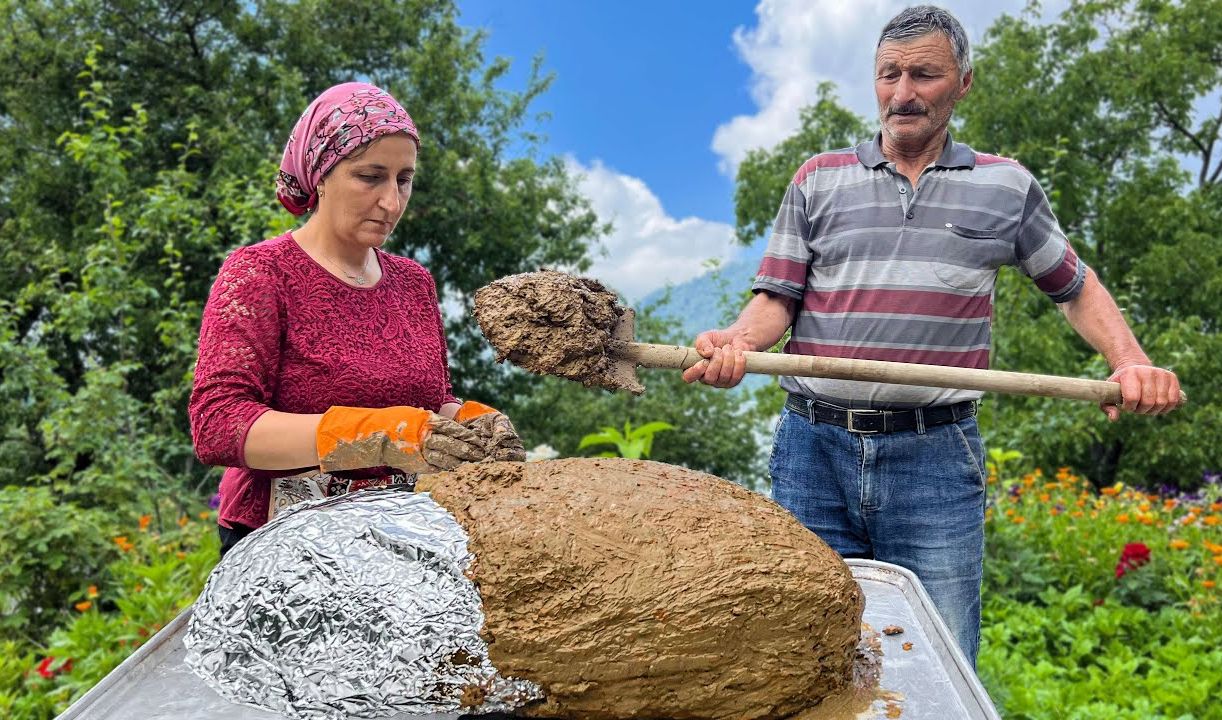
[189,247,284,467]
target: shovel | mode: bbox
[613,309,1185,404]
[474,270,1186,405]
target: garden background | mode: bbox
[0,1,1219,718]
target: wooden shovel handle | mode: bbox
[616,342,1187,406]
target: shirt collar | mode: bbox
[856,131,976,170]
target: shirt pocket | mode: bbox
[933,224,1001,291]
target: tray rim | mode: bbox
[845,558,1001,720]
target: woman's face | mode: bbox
[316,133,418,247]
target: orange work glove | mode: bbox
[316,406,486,474]
[454,400,527,462]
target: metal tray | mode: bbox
[58,559,999,719]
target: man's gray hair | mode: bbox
[877,6,972,78]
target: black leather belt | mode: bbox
[784,393,976,434]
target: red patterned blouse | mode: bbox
[188,232,459,529]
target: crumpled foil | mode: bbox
[183,487,543,718]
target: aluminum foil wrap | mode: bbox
[183,487,543,718]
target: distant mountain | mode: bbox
[640,240,765,341]
[639,240,772,391]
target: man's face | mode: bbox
[874,32,972,148]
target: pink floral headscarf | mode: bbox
[276,82,420,216]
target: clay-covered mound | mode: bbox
[417,458,864,719]
[474,271,641,393]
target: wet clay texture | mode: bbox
[416,458,865,719]
[474,271,642,393]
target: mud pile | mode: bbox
[417,458,865,719]
[473,271,641,393]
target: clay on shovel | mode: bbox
[474,269,646,394]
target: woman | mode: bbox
[189,82,523,557]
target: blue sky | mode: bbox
[456,1,1068,301]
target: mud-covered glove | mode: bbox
[454,400,527,462]
[316,406,486,474]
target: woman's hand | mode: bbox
[455,401,526,462]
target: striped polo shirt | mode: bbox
[753,132,1087,409]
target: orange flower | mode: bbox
[112,536,134,552]
[1138,502,1150,512]
[1204,515,1220,527]
[1049,508,1061,516]
[138,514,152,532]
[1005,508,1015,517]
[1170,539,1190,550]
[1056,468,1070,481]
[1211,502,1222,512]
[198,511,211,520]
[1204,580,1217,589]
[1013,516,1026,525]
[177,515,189,528]
[176,551,187,559]
[1044,482,1060,490]
[1102,487,1120,496]
[1022,474,1036,488]
[74,600,92,612]
[1214,555,1222,567]
[86,585,98,599]
[1039,493,1051,503]
[1206,542,1222,555]
[1072,511,1084,518]
[1075,499,1086,508]
[1116,513,1130,524]
[1164,499,1179,510]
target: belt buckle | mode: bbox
[845,410,881,434]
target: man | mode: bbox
[683,5,1181,667]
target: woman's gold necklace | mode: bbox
[322,251,374,285]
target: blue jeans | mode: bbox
[769,406,986,666]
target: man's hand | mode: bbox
[681,330,753,388]
[1101,364,1183,421]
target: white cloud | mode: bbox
[712,0,1071,176]
[567,157,739,302]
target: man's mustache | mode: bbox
[888,102,927,116]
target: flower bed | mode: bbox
[979,455,1221,719]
